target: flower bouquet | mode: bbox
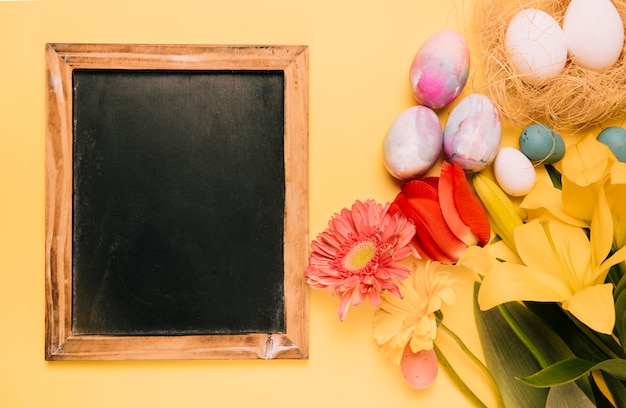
[304,5,626,406]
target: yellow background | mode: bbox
[0,0,499,406]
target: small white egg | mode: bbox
[505,8,568,84]
[494,147,536,196]
[562,0,624,72]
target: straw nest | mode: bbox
[469,0,626,132]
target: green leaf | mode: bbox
[546,383,596,408]
[519,358,626,388]
[474,283,597,406]
[615,290,626,351]
[545,164,562,190]
[474,285,548,407]
[616,269,626,300]
[519,359,595,387]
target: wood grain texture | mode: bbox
[44,44,309,360]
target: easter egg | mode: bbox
[400,344,438,390]
[409,29,470,109]
[383,106,443,180]
[443,93,502,172]
[494,147,537,196]
[598,126,626,162]
[505,8,567,84]
[563,0,624,72]
[519,124,565,165]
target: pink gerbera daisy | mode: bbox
[306,199,416,321]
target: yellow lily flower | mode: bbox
[521,133,626,271]
[560,132,619,222]
[473,199,626,334]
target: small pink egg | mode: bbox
[400,343,438,389]
[410,29,470,109]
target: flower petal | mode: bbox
[372,310,404,344]
[521,181,588,228]
[607,182,626,249]
[590,184,613,269]
[395,194,468,263]
[562,284,615,334]
[562,176,599,222]
[560,134,615,222]
[478,263,572,310]
[439,161,491,246]
[562,133,615,187]
[515,220,591,286]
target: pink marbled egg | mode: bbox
[410,29,470,109]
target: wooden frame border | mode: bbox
[44,44,309,360]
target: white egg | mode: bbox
[505,8,568,84]
[563,0,624,72]
[494,147,536,196]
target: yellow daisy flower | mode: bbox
[372,260,458,365]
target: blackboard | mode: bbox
[45,44,309,360]
[72,69,286,336]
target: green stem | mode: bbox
[497,304,550,369]
[439,323,506,408]
[434,343,488,408]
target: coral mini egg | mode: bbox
[519,124,565,164]
[383,106,443,180]
[400,344,438,390]
[409,29,470,109]
[494,147,537,196]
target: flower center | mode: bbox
[344,240,377,271]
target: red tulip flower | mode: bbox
[390,161,490,263]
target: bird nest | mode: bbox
[469,0,626,132]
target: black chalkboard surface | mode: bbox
[72,70,286,335]
[45,44,309,360]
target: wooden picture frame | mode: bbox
[45,43,309,360]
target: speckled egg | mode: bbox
[383,106,443,180]
[519,124,565,165]
[409,29,470,109]
[598,126,626,162]
[494,147,537,196]
[400,344,438,390]
[443,93,502,172]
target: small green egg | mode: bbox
[598,126,626,163]
[519,124,565,165]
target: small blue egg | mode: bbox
[519,124,565,165]
[598,126,626,162]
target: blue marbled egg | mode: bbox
[383,106,443,180]
[519,124,565,165]
[598,126,626,162]
[443,93,502,172]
